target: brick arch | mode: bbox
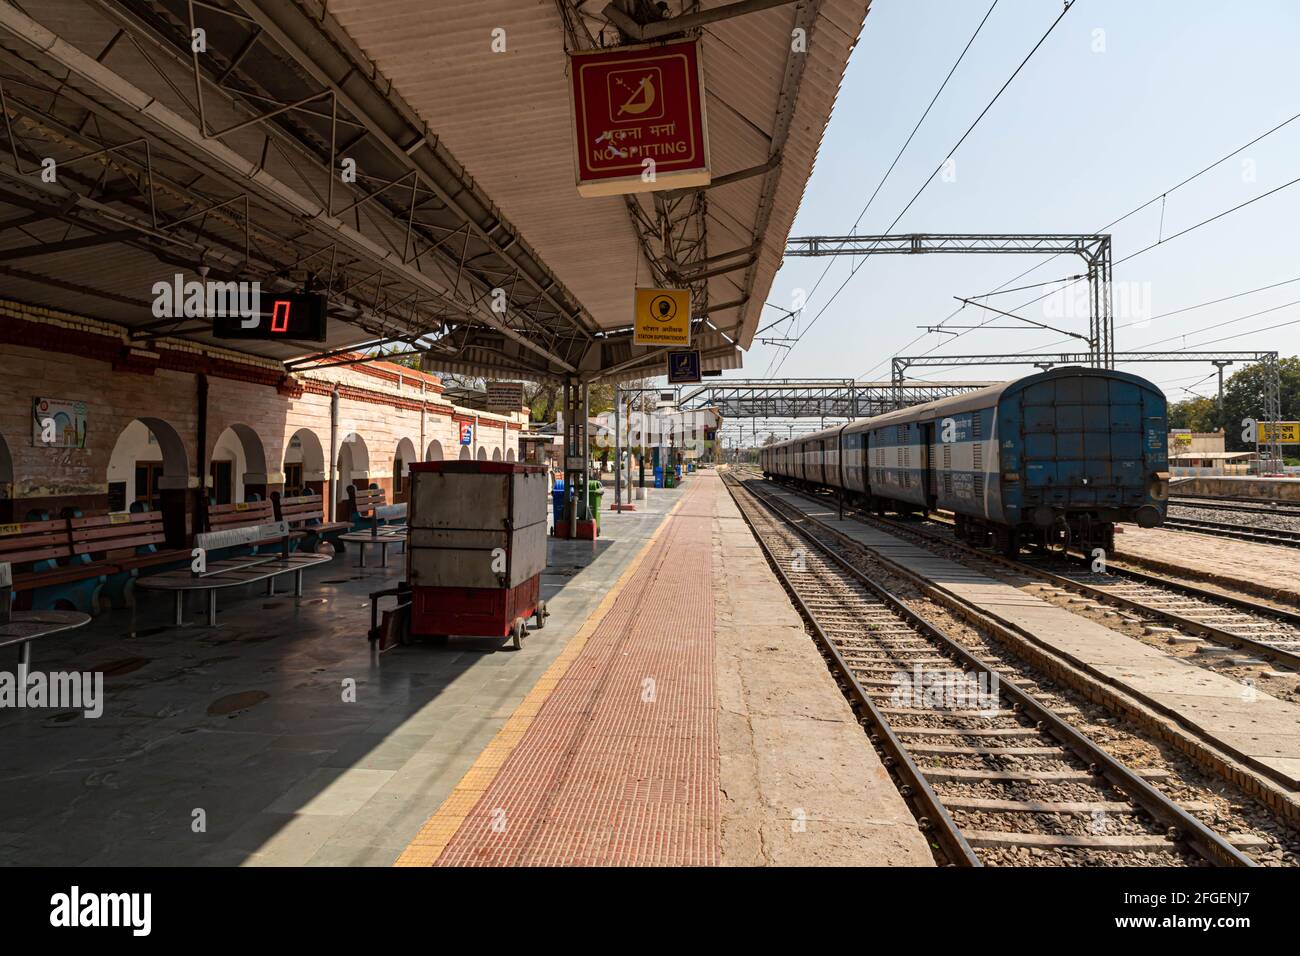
[283,427,327,497]
[392,437,418,502]
[337,432,371,511]
[105,418,190,530]
[209,422,269,502]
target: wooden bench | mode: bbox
[271,492,350,552]
[206,499,303,554]
[0,517,107,614]
[67,510,190,608]
[347,485,408,532]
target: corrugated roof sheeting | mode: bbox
[326,0,872,351]
[0,0,869,375]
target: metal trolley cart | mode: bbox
[369,461,549,651]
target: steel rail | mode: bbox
[864,511,1300,672]
[1170,497,1300,519]
[1162,516,1300,549]
[724,473,1254,867]
[723,475,979,867]
[729,472,1256,867]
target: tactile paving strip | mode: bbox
[426,481,719,866]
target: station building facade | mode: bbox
[0,298,524,532]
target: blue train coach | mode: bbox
[761,367,1170,556]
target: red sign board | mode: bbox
[569,39,710,197]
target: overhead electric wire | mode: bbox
[1019,272,1300,355]
[864,106,1300,377]
[758,0,1005,375]
[900,169,1300,368]
[774,0,1076,377]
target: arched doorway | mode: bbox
[106,418,190,513]
[337,432,370,517]
[458,445,472,461]
[506,447,516,462]
[392,437,418,503]
[476,446,487,461]
[283,428,326,498]
[492,447,503,461]
[426,439,444,462]
[209,423,268,504]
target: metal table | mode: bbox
[338,528,408,568]
[134,552,332,628]
[0,610,91,665]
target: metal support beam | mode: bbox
[786,233,1115,369]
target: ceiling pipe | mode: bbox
[603,0,804,41]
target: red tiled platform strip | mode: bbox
[434,481,719,866]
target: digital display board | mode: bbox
[213,293,327,342]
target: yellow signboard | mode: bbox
[1260,421,1300,444]
[633,287,691,347]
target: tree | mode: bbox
[761,432,780,446]
[1221,357,1300,451]
[1167,397,1218,432]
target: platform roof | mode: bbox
[0,0,871,383]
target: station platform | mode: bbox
[0,471,931,867]
[399,471,931,866]
[763,486,1300,795]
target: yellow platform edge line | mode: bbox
[394,492,690,867]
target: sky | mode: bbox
[743,0,1300,403]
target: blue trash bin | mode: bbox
[552,480,567,528]
[653,466,664,488]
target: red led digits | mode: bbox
[271,299,292,333]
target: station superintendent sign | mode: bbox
[569,38,710,197]
[666,349,702,384]
[1260,421,1300,444]
[633,287,691,347]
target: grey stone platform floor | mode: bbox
[0,487,681,866]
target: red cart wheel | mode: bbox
[533,600,548,629]
[511,619,526,650]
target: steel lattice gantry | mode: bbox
[784,233,1115,368]
[677,378,998,419]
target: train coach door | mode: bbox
[921,422,937,512]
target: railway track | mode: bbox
[1171,495,1300,519]
[1162,515,1300,549]
[883,512,1300,672]
[734,465,1300,672]
[722,471,1253,868]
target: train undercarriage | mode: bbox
[952,512,1116,558]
